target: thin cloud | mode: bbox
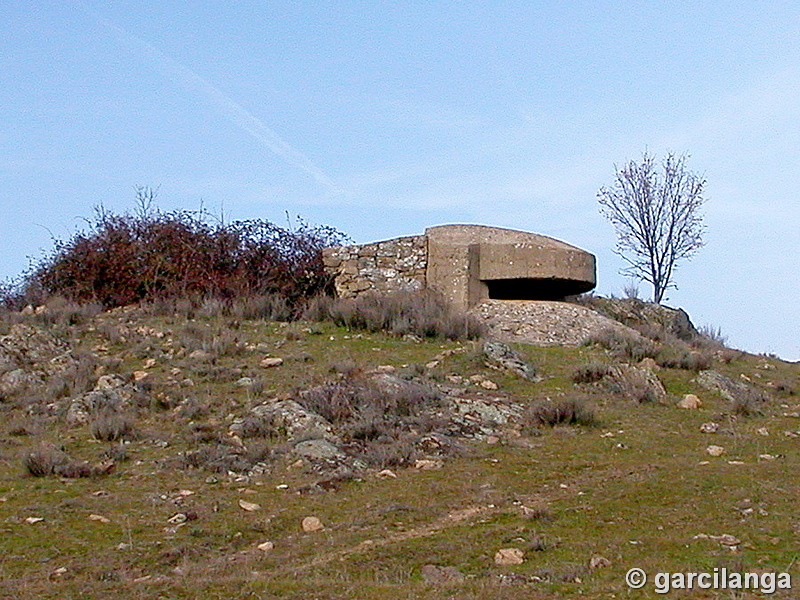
[81,5,338,192]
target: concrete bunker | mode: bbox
[322,224,596,311]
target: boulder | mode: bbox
[696,370,768,405]
[482,341,539,381]
[247,399,336,442]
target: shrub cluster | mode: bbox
[526,398,598,427]
[8,196,348,312]
[305,290,484,340]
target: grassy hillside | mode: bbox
[0,299,797,599]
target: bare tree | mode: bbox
[598,151,706,304]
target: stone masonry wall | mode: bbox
[322,235,427,298]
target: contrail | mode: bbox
[81,5,338,192]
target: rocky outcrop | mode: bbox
[696,370,768,405]
[577,297,698,341]
[482,340,539,381]
[473,300,639,346]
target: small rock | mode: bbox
[706,445,725,457]
[700,422,719,434]
[589,554,612,569]
[374,365,396,373]
[480,379,499,390]
[143,358,157,369]
[425,360,440,370]
[236,377,255,388]
[238,500,261,512]
[494,547,525,566]
[24,517,44,524]
[188,349,212,361]
[167,513,187,524]
[257,541,275,552]
[260,357,284,368]
[678,394,702,409]
[639,357,659,371]
[414,459,443,470]
[133,370,149,382]
[713,534,741,547]
[421,564,465,585]
[468,374,485,383]
[759,454,778,461]
[756,427,770,436]
[88,514,110,523]
[302,516,324,532]
[377,469,397,479]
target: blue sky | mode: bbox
[2,1,799,360]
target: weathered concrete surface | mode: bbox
[323,224,596,311]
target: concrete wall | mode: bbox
[322,224,596,310]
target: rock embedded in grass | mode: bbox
[302,516,324,532]
[494,547,525,565]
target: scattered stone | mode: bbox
[678,394,702,409]
[706,445,725,457]
[374,365,396,373]
[757,427,770,436]
[707,534,741,547]
[257,541,275,552]
[260,357,284,368]
[88,514,110,523]
[425,360,440,370]
[700,422,719,434]
[24,517,44,524]
[302,516,324,532]
[377,469,397,479]
[236,377,255,388]
[238,500,261,512]
[494,547,525,566]
[414,459,443,470]
[293,439,345,461]
[421,564,465,585]
[639,357,659,371]
[132,370,149,382]
[589,554,612,569]
[480,379,499,390]
[759,454,778,461]
[50,566,68,578]
[167,513,188,524]
[188,349,213,361]
[143,358,157,369]
[482,340,539,381]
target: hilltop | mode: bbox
[0,294,797,599]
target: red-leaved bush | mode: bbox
[16,199,348,312]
